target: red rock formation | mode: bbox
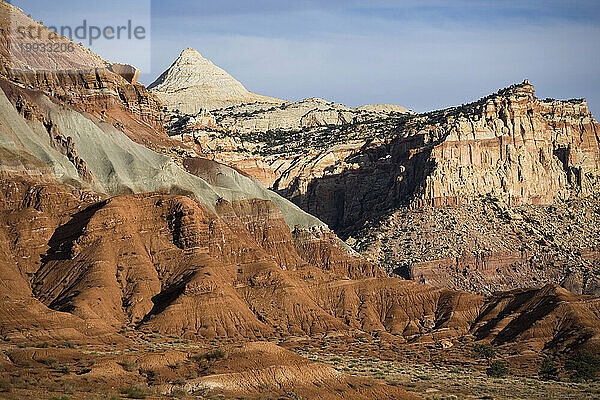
[472,284,600,354]
[110,63,140,84]
[0,169,598,377]
[0,3,598,378]
[0,1,168,147]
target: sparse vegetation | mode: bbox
[486,361,509,378]
[120,383,151,399]
[58,364,72,374]
[42,357,59,369]
[170,387,187,398]
[565,350,600,382]
[118,360,139,372]
[203,348,226,361]
[472,343,496,360]
[538,357,559,381]
[0,379,10,392]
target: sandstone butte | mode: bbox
[0,1,599,399]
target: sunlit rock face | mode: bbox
[149,48,283,114]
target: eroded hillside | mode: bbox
[160,60,600,295]
[0,1,599,398]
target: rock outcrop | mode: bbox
[167,74,600,295]
[149,48,283,113]
[280,82,600,232]
[0,1,166,144]
[110,63,140,84]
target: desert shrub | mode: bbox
[565,350,600,382]
[49,396,71,400]
[426,395,457,400]
[203,349,226,361]
[62,380,76,394]
[172,378,186,386]
[170,387,187,398]
[373,372,386,380]
[42,357,59,369]
[120,383,151,399]
[385,377,402,386]
[58,364,72,374]
[118,360,139,372]
[34,342,50,348]
[486,361,509,378]
[538,357,559,381]
[10,376,26,388]
[472,343,496,360]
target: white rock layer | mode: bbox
[149,48,282,113]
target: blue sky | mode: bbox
[15,0,600,115]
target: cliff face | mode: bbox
[417,82,599,207]
[284,82,600,233]
[284,82,600,294]
[162,70,600,295]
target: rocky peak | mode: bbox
[494,79,535,100]
[180,47,206,59]
[149,48,283,113]
[148,48,238,91]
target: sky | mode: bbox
[14,0,600,116]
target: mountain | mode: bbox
[1,2,599,398]
[161,62,600,295]
[148,48,283,114]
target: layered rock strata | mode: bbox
[149,48,283,114]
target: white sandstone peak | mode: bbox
[149,48,282,114]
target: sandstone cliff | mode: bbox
[165,71,600,295]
